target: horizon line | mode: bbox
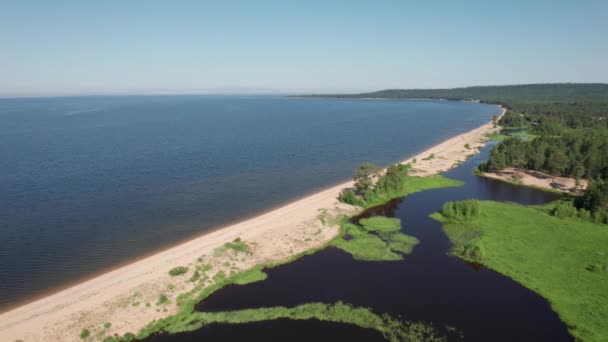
[1,82,607,99]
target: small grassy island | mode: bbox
[431,200,608,341]
[331,216,419,261]
[332,161,462,261]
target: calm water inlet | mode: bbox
[146,143,571,342]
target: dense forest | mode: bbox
[298,83,608,128]
[312,84,608,223]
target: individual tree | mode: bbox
[545,148,567,176]
[582,180,608,213]
[572,162,585,189]
[375,163,410,193]
[532,143,547,171]
[353,163,381,194]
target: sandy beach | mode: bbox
[0,106,505,342]
[481,167,588,195]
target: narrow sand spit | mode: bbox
[0,107,504,342]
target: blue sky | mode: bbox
[1,1,607,95]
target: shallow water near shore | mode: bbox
[146,143,572,342]
[0,96,499,311]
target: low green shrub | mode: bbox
[168,266,188,277]
[552,201,577,219]
[593,210,608,224]
[214,238,250,255]
[459,244,484,262]
[188,270,201,282]
[157,293,169,305]
[80,329,90,339]
[441,200,480,221]
[338,189,364,206]
[577,208,592,220]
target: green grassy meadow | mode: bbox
[432,200,608,341]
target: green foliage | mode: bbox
[359,217,401,232]
[331,224,402,261]
[230,266,268,285]
[479,131,608,181]
[122,333,135,341]
[330,217,419,261]
[156,293,169,306]
[212,271,226,282]
[353,163,382,194]
[301,84,608,126]
[422,153,435,161]
[433,200,608,341]
[338,189,364,206]
[464,143,471,149]
[384,233,420,254]
[581,179,608,212]
[311,84,608,208]
[199,264,212,272]
[103,322,112,329]
[346,163,410,204]
[168,266,188,277]
[374,164,411,194]
[338,168,463,209]
[79,329,90,339]
[440,200,480,221]
[214,237,250,256]
[139,301,444,342]
[577,208,592,220]
[188,270,201,283]
[552,201,578,219]
[593,210,608,225]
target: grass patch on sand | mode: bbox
[79,328,90,339]
[431,200,608,341]
[331,217,419,261]
[474,170,563,195]
[156,293,170,306]
[214,237,251,256]
[168,266,188,277]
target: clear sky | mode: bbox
[1,0,607,96]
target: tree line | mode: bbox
[478,130,608,180]
[317,84,608,223]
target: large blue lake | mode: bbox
[0,95,500,310]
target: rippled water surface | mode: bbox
[0,95,499,310]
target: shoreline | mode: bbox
[479,168,588,195]
[0,106,505,341]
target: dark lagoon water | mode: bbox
[146,143,572,342]
[0,95,500,311]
